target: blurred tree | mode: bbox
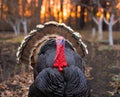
[89,0,120,41]
[0,0,120,32]
[20,0,28,35]
[104,14,120,45]
[71,0,90,29]
[60,0,63,22]
[93,16,103,40]
[0,0,3,19]
[6,0,21,35]
[37,0,43,23]
[31,0,43,24]
[0,0,44,33]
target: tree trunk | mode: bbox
[36,0,43,23]
[13,25,18,35]
[92,27,96,38]
[108,25,113,45]
[103,14,120,45]
[22,19,27,35]
[93,17,103,40]
[17,22,20,35]
[98,18,103,40]
[0,0,3,18]
[79,6,85,29]
[59,0,63,22]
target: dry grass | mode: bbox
[0,33,24,43]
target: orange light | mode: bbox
[84,9,87,22]
[96,11,101,17]
[77,6,81,12]
[77,6,81,18]
[59,11,62,18]
[77,13,80,18]
[84,11,87,16]
[3,5,8,12]
[27,0,31,4]
[36,0,38,7]
[59,19,62,23]
[40,0,82,22]
[106,12,110,20]
[100,14,104,18]
[63,10,67,20]
[59,11,63,23]
[116,3,120,9]
[41,6,45,14]
[24,10,31,17]
[96,7,104,18]
[71,12,75,17]
[106,2,110,6]
[50,0,54,5]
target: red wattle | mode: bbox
[53,37,67,72]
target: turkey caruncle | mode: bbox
[16,21,90,97]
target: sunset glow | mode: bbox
[27,0,31,4]
[77,6,81,18]
[0,0,120,23]
[106,12,110,21]
[40,0,75,23]
[116,3,120,9]
[84,9,88,22]
[96,7,104,18]
[19,0,23,16]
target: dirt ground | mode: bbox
[85,41,120,97]
[0,32,120,97]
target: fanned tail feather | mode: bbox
[16,21,88,67]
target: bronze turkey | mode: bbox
[16,21,90,97]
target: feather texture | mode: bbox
[16,21,88,67]
[17,21,90,97]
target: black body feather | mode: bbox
[28,39,90,97]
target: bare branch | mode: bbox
[104,18,109,25]
[113,17,120,25]
[93,17,98,25]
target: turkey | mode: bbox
[16,21,90,97]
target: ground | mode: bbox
[0,32,120,97]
